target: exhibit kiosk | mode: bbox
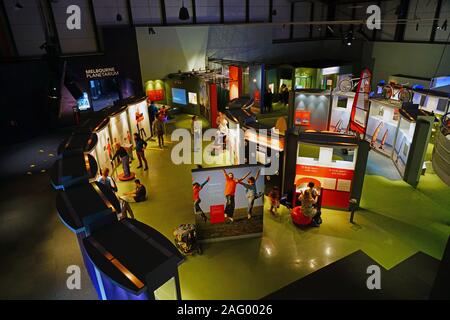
[392,106,435,187]
[283,131,370,210]
[289,89,333,132]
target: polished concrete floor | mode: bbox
[1,120,449,300]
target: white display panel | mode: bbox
[128,100,151,142]
[94,124,113,174]
[110,110,132,147]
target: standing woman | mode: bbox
[153,115,166,149]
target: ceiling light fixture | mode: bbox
[179,0,190,21]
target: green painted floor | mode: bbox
[113,126,450,300]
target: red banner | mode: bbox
[295,111,311,126]
[209,205,225,224]
[349,68,372,135]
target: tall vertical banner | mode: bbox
[349,69,372,135]
[210,83,218,128]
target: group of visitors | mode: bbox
[262,84,290,114]
[96,167,147,221]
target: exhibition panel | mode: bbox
[109,106,132,148]
[366,98,401,156]
[92,119,114,175]
[127,98,151,141]
[330,91,355,133]
[192,165,264,242]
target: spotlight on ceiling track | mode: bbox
[179,0,190,21]
[148,27,156,35]
[14,2,23,10]
[345,30,354,46]
[116,13,123,22]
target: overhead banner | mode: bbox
[349,69,372,135]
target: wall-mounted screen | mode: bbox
[172,88,187,105]
[189,92,198,105]
[77,92,91,111]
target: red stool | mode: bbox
[118,172,136,181]
[291,206,312,226]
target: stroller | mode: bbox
[173,224,202,255]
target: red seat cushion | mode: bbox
[291,206,312,226]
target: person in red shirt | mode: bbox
[193,177,210,223]
[223,169,250,222]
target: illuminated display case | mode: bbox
[291,89,332,132]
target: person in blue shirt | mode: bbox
[148,101,159,138]
[133,133,148,171]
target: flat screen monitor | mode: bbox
[172,88,187,105]
[77,92,91,111]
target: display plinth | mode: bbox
[118,172,136,181]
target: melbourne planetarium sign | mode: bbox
[85,67,120,79]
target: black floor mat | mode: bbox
[263,250,440,300]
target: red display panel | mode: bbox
[295,111,311,126]
[147,89,165,102]
[349,68,372,135]
[209,205,225,224]
[210,83,218,128]
[295,164,354,209]
[229,66,242,100]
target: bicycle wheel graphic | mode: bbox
[339,79,353,92]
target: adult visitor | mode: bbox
[96,168,117,192]
[299,189,321,227]
[280,84,289,106]
[148,101,159,138]
[153,116,166,149]
[264,88,273,113]
[191,116,202,152]
[118,179,147,220]
[133,133,148,171]
[112,143,131,178]
[121,179,147,203]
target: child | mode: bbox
[193,177,210,223]
[268,186,281,215]
[239,169,264,219]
